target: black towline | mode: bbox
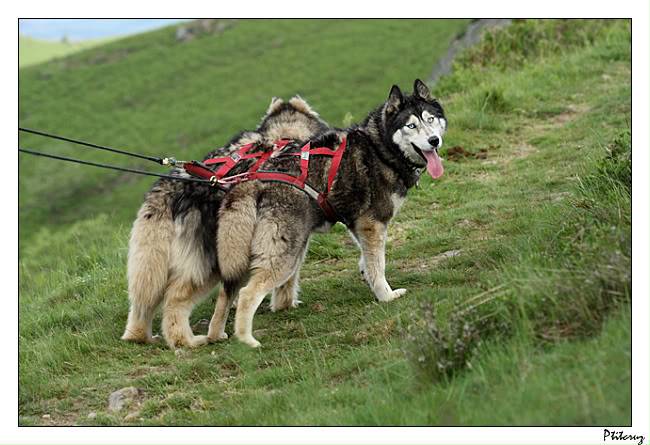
[18,127,213,185]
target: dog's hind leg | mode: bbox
[160,208,219,349]
[161,274,218,349]
[234,268,293,348]
[206,281,240,341]
[234,227,308,347]
[122,298,161,344]
[122,204,173,344]
[270,239,309,312]
[270,271,301,312]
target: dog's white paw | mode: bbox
[271,298,302,312]
[237,335,261,348]
[208,332,228,342]
[378,288,407,302]
[187,334,210,348]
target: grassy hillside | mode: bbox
[18,19,468,244]
[19,36,116,68]
[18,19,631,426]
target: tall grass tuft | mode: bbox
[402,297,512,382]
[583,128,631,193]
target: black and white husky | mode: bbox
[124,79,447,349]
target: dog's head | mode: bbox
[382,79,446,179]
[257,95,329,142]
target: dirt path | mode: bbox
[429,19,512,85]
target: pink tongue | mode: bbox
[423,150,444,179]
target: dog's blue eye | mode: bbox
[406,123,416,129]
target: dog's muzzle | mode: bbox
[428,136,440,148]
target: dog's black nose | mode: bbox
[428,136,440,148]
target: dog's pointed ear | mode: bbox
[289,95,318,116]
[266,96,284,116]
[414,79,432,101]
[386,85,403,115]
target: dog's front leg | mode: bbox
[355,217,406,302]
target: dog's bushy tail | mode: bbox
[217,187,258,284]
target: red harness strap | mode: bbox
[183,162,219,185]
[184,138,347,224]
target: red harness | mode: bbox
[183,138,347,224]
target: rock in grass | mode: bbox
[123,410,141,422]
[108,387,141,412]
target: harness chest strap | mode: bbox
[184,138,347,224]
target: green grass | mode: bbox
[18,19,631,425]
[19,35,117,68]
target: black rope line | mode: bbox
[19,148,214,186]
[19,127,164,165]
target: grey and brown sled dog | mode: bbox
[122,95,329,347]
[124,79,447,349]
